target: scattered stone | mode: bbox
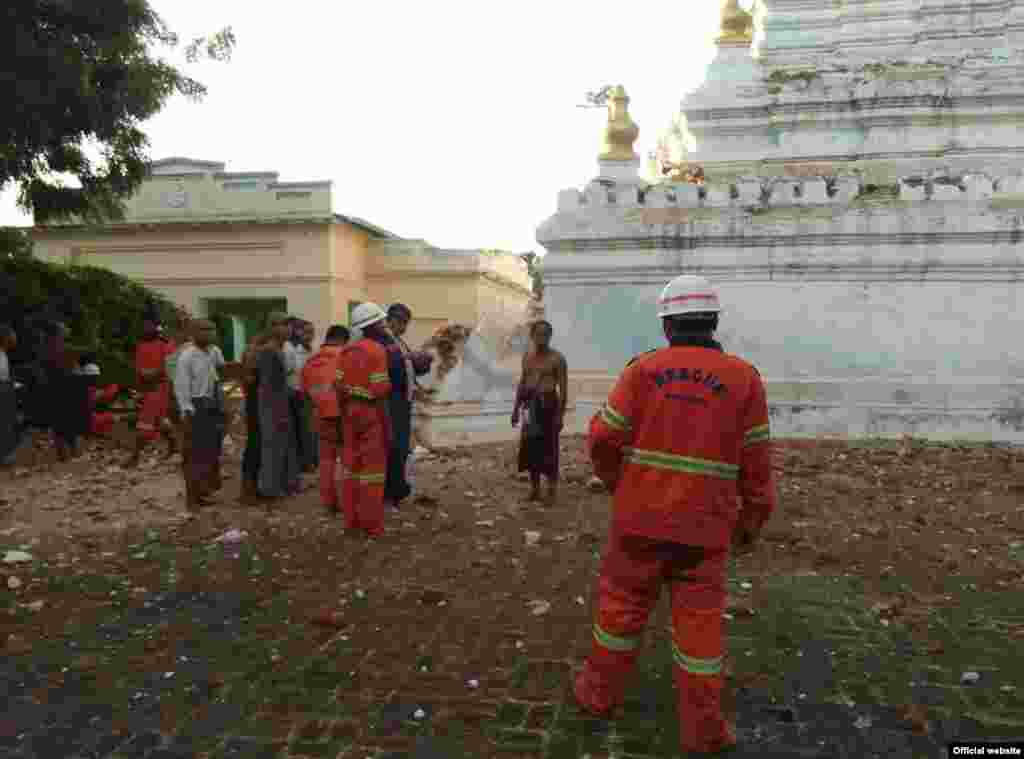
[312,610,345,627]
[854,715,873,729]
[73,655,98,671]
[25,600,44,612]
[413,708,426,720]
[7,576,21,590]
[524,531,541,547]
[527,599,551,616]
[897,703,930,734]
[5,634,30,655]
[961,671,981,685]
[420,590,447,605]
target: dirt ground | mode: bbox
[2,424,1023,757]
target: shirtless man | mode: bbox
[511,321,568,504]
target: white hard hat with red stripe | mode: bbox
[657,274,721,319]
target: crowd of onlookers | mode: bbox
[0,319,113,466]
[0,306,462,521]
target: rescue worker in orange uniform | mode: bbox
[78,356,119,438]
[574,274,777,756]
[128,318,177,467]
[335,304,392,536]
[301,324,351,513]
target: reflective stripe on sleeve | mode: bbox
[599,403,631,432]
[744,424,770,446]
[346,386,373,400]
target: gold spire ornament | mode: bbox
[716,0,753,44]
[599,85,640,162]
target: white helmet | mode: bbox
[350,302,387,331]
[657,274,721,319]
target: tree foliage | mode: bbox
[0,1,235,226]
[0,256,189,388]
[519,252,544,298]
[0,228,33,260]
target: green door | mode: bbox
[205,298,288,362]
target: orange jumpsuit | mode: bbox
[88,384,120,437]
[575,337,776,755]
[301,344,346,511]
[135,339,176,442]
[335,338,392,536]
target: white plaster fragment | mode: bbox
[898,179,927,202]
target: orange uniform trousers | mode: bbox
[137,382,171,442]
[575,526,734,755]
[317,416,342,510]
[340,401,389,536]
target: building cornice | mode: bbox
[686,94,1024,123]
[73,241,283,254]
[367,268,533,297]
[541,260,1024,284]
[541,231,1024,252]
[133,274,362,287]
[31,216,337,235]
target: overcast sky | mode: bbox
[1,0,732,254]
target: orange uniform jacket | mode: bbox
[135,339,176,387]
[336,339,392,408]
[588,342,776,548]
[301,345,346,419]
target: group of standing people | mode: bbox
[0,319,122,466]
[230,303,434,534]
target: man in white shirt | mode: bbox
[174,320,226,510]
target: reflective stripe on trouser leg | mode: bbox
[576,532,662,714]
[669,551,733,754]
[348,471,385,535]
[340,410,388,535]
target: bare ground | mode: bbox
[1,424,1023,757]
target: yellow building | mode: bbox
[30,157,533,359]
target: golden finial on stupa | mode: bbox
[599,85,640,162]
[717,0,753,44]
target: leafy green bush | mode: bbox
[0,256,190,389]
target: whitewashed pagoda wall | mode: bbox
[536,0,1024,441]
[538,177,1024,442]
